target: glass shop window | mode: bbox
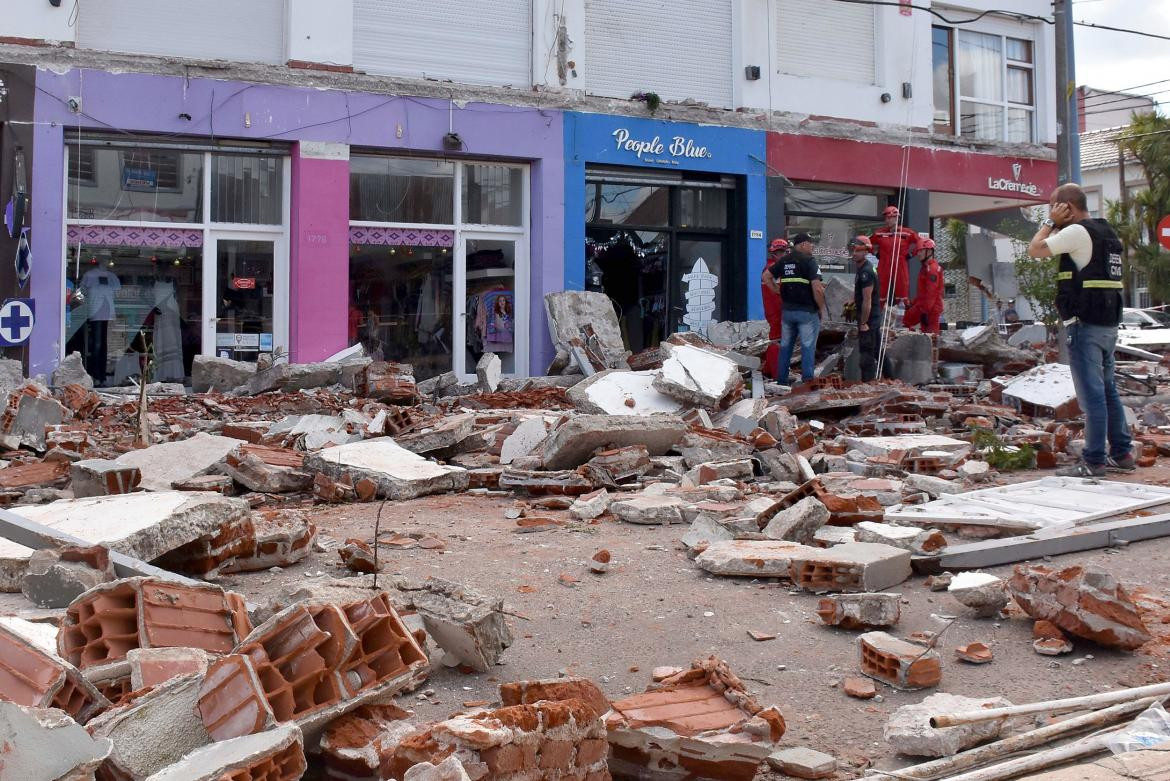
[462,164,523,226]
[68,146,203,223]
[350,156,456,224]
[210,154,283,225]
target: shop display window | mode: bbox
[350,157,455,224]
[64,245,202,386]
[68,146,203,223]
[211,155,283,225]
[349,243,454,380]
[785,185,888,276]
[462,164,523,226]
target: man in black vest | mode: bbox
[764,233,827,384]
[1027,183,1133,477]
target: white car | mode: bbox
[1121,308,1170,330]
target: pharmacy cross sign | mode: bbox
[0,298,34,347]
[1158,214,1170,252]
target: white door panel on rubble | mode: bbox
[76,0,285,64]
[886,477,1170,531]
[775,0,876,84]
[353,0,531,88]
[583,0,734,108]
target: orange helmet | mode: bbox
[882,205,900,218]
[768,238,790,254]
[848,235,873,251]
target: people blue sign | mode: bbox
[0,298,35,347]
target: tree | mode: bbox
[1001,211,1060,327]
[1107,113,1170,302]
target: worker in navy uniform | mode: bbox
[763,232,826,384]
[849,236,883,381]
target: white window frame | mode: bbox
[935,21,1037,143]
[61,147,292,363]
[349,158,531,380]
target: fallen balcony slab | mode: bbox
[912,513,1170,574]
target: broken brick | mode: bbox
[1007,565,1151,650]
[857,631,941,691]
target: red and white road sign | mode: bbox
[1159,214,1170,252]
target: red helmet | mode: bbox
[882,205,900,218]
[918,237,936,251]
[769,238,790,254]
[848,235,873,251]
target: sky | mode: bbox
[1073,0,1170,112]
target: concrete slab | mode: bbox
[566,370,685,416]
[654,342,740,407]
[305,438,468,500]
[544,291,630,369]
[541,414,688,470]
[142,723,303,781]
[115,433,246,491]
[695,539,815,577]
[500,417,551,465]
[1001,363,1079,416]
[0,703,112,780]
[0,492,247,590]
[843,434,970,458]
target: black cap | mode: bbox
[792,232,814,245]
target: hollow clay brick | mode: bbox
[857,632,941,691]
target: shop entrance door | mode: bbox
[205,233,287,362]
[674,236,727,337]
[457,233,528,378]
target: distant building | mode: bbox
[1078,87,1156,133]
[1080,126,1150,306]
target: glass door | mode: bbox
[458,234,527,377]
[674,236,726,337]
[205,234,285,362]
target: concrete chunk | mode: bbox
[856,521,947,555]
[51,351,94,390]
[884,692,1011,757]
[843,434,970,458]
[190,355,255,393]
[475,352,502,392]
[0,703,111,780]
[695,540,814,577]
[21,544,115,608]
[566,369,685,416]
[70,458,142,497]
[653,342,740,407]
[500,416,550,465]
[115,433,246,491]
[305,438,468,500]
[541,414,688,469]
[761,496,829,544]
[1007,564,1151,650]
[610,494,689,525]
[816,593,901,629]
[404,578,513,672]
[682,516,736,553]
[949,571,1010,618]
[142,723,304,781]
[569,488,611,520]
[768,747,837,779]
[790,542,912,593]
[2,492,249,589]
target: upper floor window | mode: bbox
[933,25,1035,143]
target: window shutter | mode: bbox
[354,0,531,89]
[776,0,876,84]
[77,0,285,64]
[583,0,734,108]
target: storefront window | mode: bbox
[65,244,202,385]
[68,146,203,223]
[679,188,727,230]
[215,240,275,360]
[462,164,523,226]
[586,184,669,226]
[349,243,454,380]
[350,156,455,224]
[785,185,887,275]
[210,155,283,225]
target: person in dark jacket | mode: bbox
[1027,182,1133,477]
[849,236,883,381]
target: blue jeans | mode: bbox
[778,308,820,384]
[1068,322,1132,466]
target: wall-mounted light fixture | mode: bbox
[902,82,913,99]
[880,93,893,103]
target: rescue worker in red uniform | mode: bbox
[903,237,944,334]
[760,238,789,379]
[870,205,919,306]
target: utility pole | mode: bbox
[1054,0,1082,184]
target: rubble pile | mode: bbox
[3,300,1170,778]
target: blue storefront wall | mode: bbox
[563,112,768,321]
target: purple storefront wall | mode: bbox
[30,67,564,376]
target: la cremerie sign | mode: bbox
[987,161,1041,197]
[612,127,713,166]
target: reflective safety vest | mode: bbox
[1055,218,1124,327]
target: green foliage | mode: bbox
[632,92,662,114]
[1108,113,1170,302]
[1001,212,1060,327]
[941,218,969,270]
[971,428,1036,471]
